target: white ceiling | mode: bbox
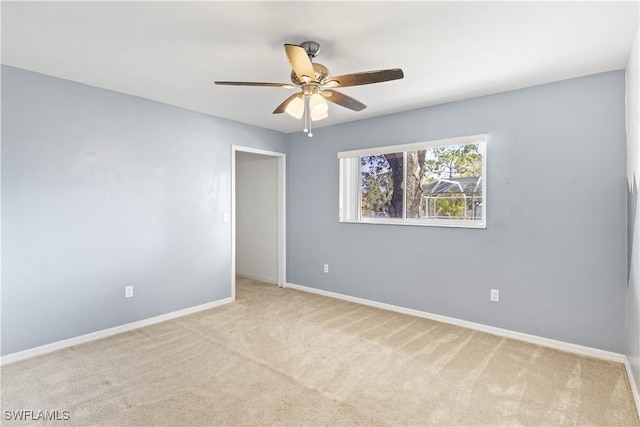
[2,1,638,133]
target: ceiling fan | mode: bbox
[215,41,404,136]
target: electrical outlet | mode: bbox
[125,285,134,298]
[323,264,329,273]
[490,289,499,302]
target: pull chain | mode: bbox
[302,95,313,137]
[303,95,310,134]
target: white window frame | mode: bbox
[338,134,487,229]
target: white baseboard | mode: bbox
[284,282,625,364]
[0,297,234,366]
[625,356,640,419]
[236,273,278,285]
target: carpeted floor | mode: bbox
[1,277,639,426]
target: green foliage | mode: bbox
[428,198,467,218]
[424,144,482,181]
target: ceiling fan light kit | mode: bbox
[215,41,404,137]
[284,93,328,121]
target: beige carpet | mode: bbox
[1,277,638,426]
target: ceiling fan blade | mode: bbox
[273,93,303,114]
[325,68,404,88]
[284,44,316,82]
[322,89,366,111]
[215,81,295,89]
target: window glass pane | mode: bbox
[407,143,483,220]
[360,152,404,218]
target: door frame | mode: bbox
[231,145,286,300]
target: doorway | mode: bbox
[231,146,286,300]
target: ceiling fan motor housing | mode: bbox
[290,63,329,86]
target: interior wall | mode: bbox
[236,152,278,284]
[626,28,640,397]
[287,71,627,353]
[0,65,287,356]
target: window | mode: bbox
[339,134,487,228]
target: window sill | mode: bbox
[339,218,486,229]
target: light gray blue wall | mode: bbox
[1,65,287,355]
[626,29,640,397]
[287,71,627,353]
